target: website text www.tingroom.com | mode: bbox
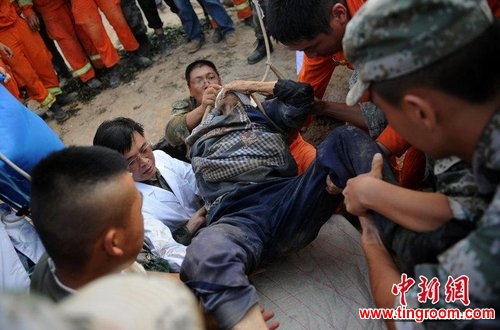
[359,274,495,323]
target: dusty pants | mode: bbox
[181,125,397,329]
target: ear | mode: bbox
[401,94,437,130]
[330,3,349,27]
[103,228,124,257]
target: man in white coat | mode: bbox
[93,117,206,271]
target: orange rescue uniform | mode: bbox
[290,0,366,174]
[298,0,499,186]
[295,0,427,187]
[20,0,101,83]
[0,57,20,100]
[0,0,60,108]
[297,0,365,99]
[70,0,139,68]
[232,0,252,20]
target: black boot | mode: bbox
[48,102,69,123]
[136,32,153,58]
[127,51,153,68]
[108,64,122,88]
[157,34,173,56]
[247,38,273,65]
[56,91,77,106]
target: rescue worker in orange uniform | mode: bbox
[269,0,500,187]
[0,44,20,99]
[68,0,152,88]
[267,0,428,184]
[0,0,72,123]
[231,0,252,22]
[19,0,103,89]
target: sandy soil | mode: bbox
[45,4,302,146]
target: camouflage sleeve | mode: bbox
[405,186,500,326]
[164,99,192,147]
[349,70,387,138]
[359,101,387,138]
[434,157,488,220]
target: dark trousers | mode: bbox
[181,125,396,329]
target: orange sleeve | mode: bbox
[297,54,336,100]
[346,0,367,16]
[297,0,367,99]
[296,54,338,128]
[289,131,316,175]
[488,0,500,17]
[376,125,410,158]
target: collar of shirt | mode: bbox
[143,169,172,192]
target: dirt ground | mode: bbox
[45,3,347,147]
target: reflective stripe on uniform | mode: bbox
[89,54,102,61]
[17,0,32,6]
[234,1,249,10]
[73,62,93,78]
[40,92,56,108]
[232,0,252,20]
[48,87,62,96]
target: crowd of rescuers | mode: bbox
[0,0,267,124]
[17,0,500,329]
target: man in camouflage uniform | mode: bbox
[342,0,500,328]
[164,59,317,173]
[164,60,222,161]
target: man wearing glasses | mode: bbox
[164,60,223,160]
[93,117,206,271]
[164,59,317,174]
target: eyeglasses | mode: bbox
[190,73,219,88]
[127,143,152,169]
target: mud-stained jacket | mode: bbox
[185,80,313,211]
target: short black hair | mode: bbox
[185,60,219,86]
[267,0,337,44]
[372,20,500,106]
[30,146,128,267]
[93,117,145,154]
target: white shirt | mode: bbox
[136,150,202,230]
[136,150,202,271]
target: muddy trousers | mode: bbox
[0,17,60,107]
[180,125,397,329]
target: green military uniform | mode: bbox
[343,0,499,328]
[405,110,500,329]
[164,97,197,148]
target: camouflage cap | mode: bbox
[343,0,494,106]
